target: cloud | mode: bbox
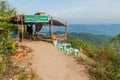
[50,0,120,19]
[8,0,120,24]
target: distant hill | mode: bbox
[54,31,112,46]
[41,24,120,36]
[41,24,119,45]
[66,24,120,36]
[68,32,112,46]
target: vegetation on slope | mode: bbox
[0,1,37,79]
[55,31,112,46]
[68,32,112,46]
[64,32,120,80]
[0,0,16,75]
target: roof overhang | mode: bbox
[10,14,68,27]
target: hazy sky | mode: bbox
[7,0,120,24]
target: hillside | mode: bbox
[55,31,112,46]
[68,32,112,46]
[41,24,120,36]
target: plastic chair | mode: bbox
[61,43,71,50]
[58,45,64,51]
[72,49,79,56]
[56,44,61,47]
[69,48,73,53]
[53,40,57,47]
[64,48,71,54]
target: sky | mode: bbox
[7,0,120,24]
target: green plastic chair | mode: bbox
[56,44,61,47]
[72,49,79,56]
[64,47,73,54]
[69,48,73,53]
[64,48,71,54]
[58,45,64,51]
[61,43,71,50]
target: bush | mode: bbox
[65,39,96,58]
[0,0,16,76]
[65,39,120,80]
[88,45,120,80]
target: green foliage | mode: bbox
[17,68,37,80]
[77,57,91,66]
[0,60,6,73]
[65,39,96,58]
[88,45,120,80]
[18,73,27,80]
[65,33,120,80]
[28,62,32,66]
[0,1,37,80]
[68,32,112,46]
[43,35,51,39]
[111,34,120,44]
[0,0,16,52]
[0,0,16,20]
[96,45,116,61]
[0,0,16,75]
[54,31,112,46]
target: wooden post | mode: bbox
[21,15,24,42]
[65,21,67,39]
[49,24,51,36]
[50,16,53,37]
[24,25,26,34]
[65,27,67,39]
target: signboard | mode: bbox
[24,15,49,22]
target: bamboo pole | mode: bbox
[65,21,67,39]
[21,15,24,42]
[49,24,51,36]
[50,16,53,37]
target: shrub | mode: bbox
[66,39,120,80]
[65,39,96,58]
[88,45,120,80]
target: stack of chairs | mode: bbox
[56,43,80,56]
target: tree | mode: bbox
[0,0,16,26]
[0,0,16,74]
[111,34,120,44]
[0,0,16,48]
[0,0,16,19]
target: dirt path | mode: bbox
[23,41,90,80]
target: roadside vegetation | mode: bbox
[0,0,37,79]
[66,34,120,80]
[0,0,16,76]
